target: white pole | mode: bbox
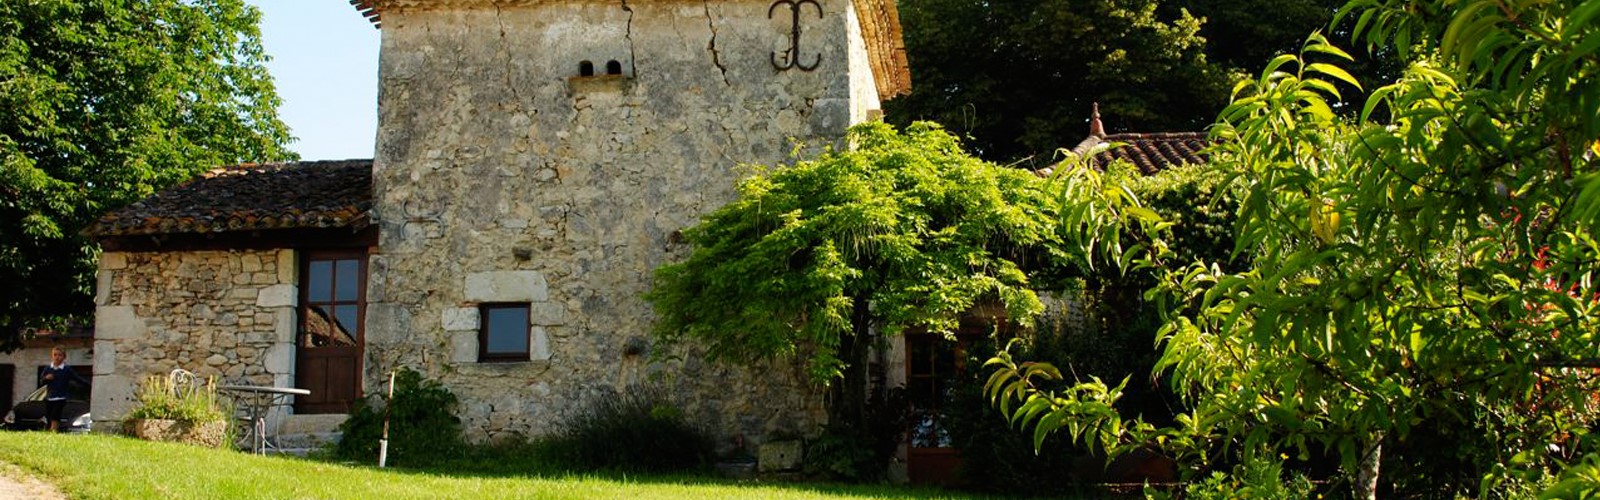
[378,370,396,468]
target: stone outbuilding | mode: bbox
[86,0,912,455]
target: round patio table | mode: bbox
[218,385,311,454]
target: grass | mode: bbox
[0,431,996,500]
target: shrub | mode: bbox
[124,372,229,424]
[541,386,713,473]
[804,384,907,482]
[334,369,464,467]
[1148,453,1315,500]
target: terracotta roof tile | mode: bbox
[1036,105,1214,177]
[86,160,373,237]
[1074,132,1213,175]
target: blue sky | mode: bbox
[247,0,380,161]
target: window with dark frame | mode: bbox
[479,303,531,362]
[301,252,366,348]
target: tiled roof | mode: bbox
[1071,131,1212,175]
[86,160,373,237]
[1036,104,1213,177]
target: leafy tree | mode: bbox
[1162,0,1338,76]
[650,122,1163,480]
[648,122,1089,436]
[990,0,1600,497]
[1165,0,1406,113]
[884,0,1231,166]
[0,0,294,345]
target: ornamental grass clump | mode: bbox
[125,373,229,424]
[123,372,232,448]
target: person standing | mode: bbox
[38,346,90,432]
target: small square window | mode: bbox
[479,304,530,362]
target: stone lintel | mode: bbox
[464,270,549,302]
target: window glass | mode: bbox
[484,306,530,356]
[303,305,339,347]
[335,260,360,301]
[307,261,333,302]
[333,305,360,345]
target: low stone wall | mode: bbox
[92,249,298,426]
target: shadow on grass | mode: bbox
[302,443,1111,500]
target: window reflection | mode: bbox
[301,254,364,349]
[302,305,356,347]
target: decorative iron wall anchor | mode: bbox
[769,0,822,71]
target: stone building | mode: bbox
[87,0,910,453]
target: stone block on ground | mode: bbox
[758,440,803,472]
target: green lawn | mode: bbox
[0,431,989,500]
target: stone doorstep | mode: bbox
[278,413,348,435]
[272,431,342,450]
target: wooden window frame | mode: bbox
[299,249,368,347]
[478,303,531,363]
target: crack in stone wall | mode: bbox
[620,0,637,75]
[491,1,535,129]
[703,0,730,86]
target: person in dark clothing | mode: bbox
[38,346,90,432]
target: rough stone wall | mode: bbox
[367,0,883,445]
[90,250,298,426]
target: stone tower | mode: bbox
[351,0,909,442]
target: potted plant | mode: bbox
[122,372,231,448]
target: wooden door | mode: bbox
[905,333,967,486]
[295,250,366,414]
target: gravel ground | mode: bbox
[0,462,65,500]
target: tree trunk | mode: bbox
[1355,433,1384,500]
[827,292,874,432]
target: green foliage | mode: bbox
[804,428,882,482]
[540,387,713,474]
[984,341,1127,454]
[1542,454,1600,499]
[124,374,229,425]
[335,369,463,467]
[649,121,1062,384]
[803,384,908,482]
[1147,452,1315,500]
[0,0,295,345]
[887,0,1232,166]
[946,322,1162,496]
[981,161,1234,460]
[990,0,1600,495]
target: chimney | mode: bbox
[1089,102,1105,138]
